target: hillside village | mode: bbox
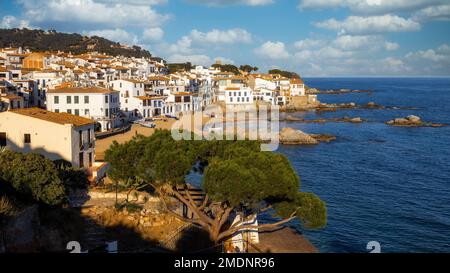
[0,46,319,182]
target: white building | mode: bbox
[46,87,121,132]
[289,78,306,96]
[109,79,146,119]
[224,87,254,105]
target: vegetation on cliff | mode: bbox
[0,28,152,58]
[268,69,301,79]
[167,62,193,74]
[211,63,241,75]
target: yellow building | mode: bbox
[0,108,96,170]
[22,52,48,69]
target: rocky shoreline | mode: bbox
[278,127,336,145]
[281,115,364,123]
[282,101,417,113]
[386,115,446,127]
[307,88,372,95]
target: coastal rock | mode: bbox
[279,127,318,145]
[386,115,446,127]
[350,117,363,123]
[285,115,304,122]
[406,115,421,123]
[367,102,377,107]
[310,134,337,143]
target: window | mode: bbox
[85,109,89,115]
[54,96,59,104]
[247,97,250,102]
[105,108,109,117]
[75,109,80,116]
[67,109,72,114]
[66,96,71,104]
[79,152,84,168]
[84,96,89,104]
[88,152,93,167]
[24,134,31,144]
[105,95,109,103]
[79,131,83,146]
[237,97,240,102]
[0,132,6,147]
[88,129,92,144]
[54,109,59,113]
[230,97,233,102]
[74,96,79,104]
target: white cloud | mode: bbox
[299,0,447,14]
[16,0,170,28]
[84,28,138,45]
[95,0,168,5]
[162,28,253,63]
[167,36,194,55]
[315,15,421,35]
[406,44,450,62]
[384,41,399,51]
[166,28,252,55]
[186,0,273,7]
[214,56,235,64]
[142,27,164,42]
[294,39,326,50]
[412,4,450,22]
[167,54,212,66]
[189,28,252,44]
[332,35,382,50]
[254,41,290,59]
[1,15,31,29]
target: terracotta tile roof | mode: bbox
[48,86,118,94]
[1,94,23,100]
[290,78,304,84]
[173,92,191,96]
[148,76,170,81]
[136,96,165,101]
[10,107,95,127]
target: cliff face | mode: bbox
[0,204,85,253]
[1,205,41,252]
[0,28,152,58]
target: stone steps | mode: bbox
[80,218,108,252]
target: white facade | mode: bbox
[110,79,145,119]
[225,87,254,105]
[46,87,121,132]
[0,108,95,169]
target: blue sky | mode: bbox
[1,0,450,77]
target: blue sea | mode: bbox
[277,78,450,253]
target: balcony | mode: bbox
[79,141,95,151]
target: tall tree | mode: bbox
[105,130,326,243]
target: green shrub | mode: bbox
[0,196,16,217]
[0,150,67,206]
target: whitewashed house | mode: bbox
[46,87,121,132]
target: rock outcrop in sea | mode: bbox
[386,115,446,127]
[278,127,336,145]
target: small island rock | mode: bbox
[279,127,319,145]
